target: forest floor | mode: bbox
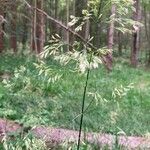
[0,53,150,140]
[0,118,150,149]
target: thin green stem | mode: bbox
[77,54,92,150]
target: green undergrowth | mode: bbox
[0,53,150,139]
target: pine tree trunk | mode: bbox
[0,12,4,53]
[36,0,45,53]
[50,0,59,36]
[143,5,150,66]
[22,18,28,50]
[66,0,70,51]
[31,0,45,54]
[96,0,103,48]
[31,0,37,52]
[10,3,17,53]
[108,5,116,49]
[118,31,123,56]
[68,0,75,51]
[105,4,116,71]
[85,19,90,41]
[130,0,141,67]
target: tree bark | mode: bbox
[22,17,28,50]
[10,3,17,53]
[36,0,45,53]
[143,4,150,66]
[50,0,58,36]
[118,31,123,56]
[96,0,103,48]
[130,0,141,67]
[68,0,75,50]
[105,4,116,71]
[85,19,90,41]
[31,0,36,52]
[0,10,5,53]
[31,0,45,53]
[108,5,116,50]
[66,0,70,51]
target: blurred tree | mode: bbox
[131,0,141,67]
[142,0,150,65]
[10,2,17,52]
[31,0,45,53]
[0,1,6,52]
[106,3,116,71]
[0,11,4,53]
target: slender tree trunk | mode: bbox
[147,15,150,65]
[143,5,150,65]
[96,0,103,48]
[31,0,36,52]
[69,0,75,50]
[123,33,129,50]
[105,4,116,71]
[85,19,90,41]
[31,0,45,54]
[66,0,70,51]
[45,16,48,43]
[0,12,4,53]
[0,2,7,53]
[50,0,59,36]
[84,0,90,43]
[108,4,116,49]
[130,0,141,67]
[118,31,123,56]
[10,3,17,53]
[36,0,45,53]
[22,14,28,50]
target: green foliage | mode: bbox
[0,0,149,148]
[84,0,142,35]
[0,54,150,136]
[2,132,47,150]
[34,61,62,84]
[0,32,149,148]
[60,141,103,150]
[112,83,134,100]
[41,34,104,74]
[0,84,6,99]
